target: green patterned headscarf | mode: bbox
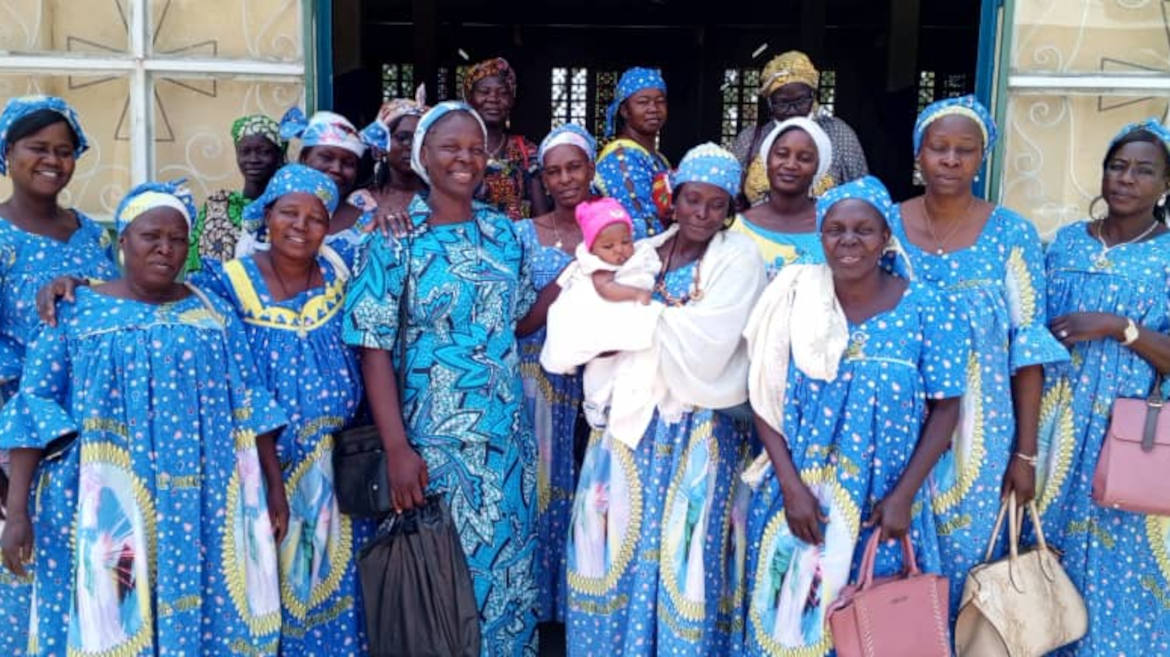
[231,114,286,154]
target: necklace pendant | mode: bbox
[936,248,945,256]
[554,241,563,249]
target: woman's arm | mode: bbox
[1,448,42,576]
[1051,312,1170,374]
[516,281,562,338]
[1003,364,1042,504]
[360,347,428,512]
[254,431,288,543]
[755,413,826,545]
[592,270,652,304]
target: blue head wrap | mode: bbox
[241,163,340,231]
[114,179,197,237]
[409,101,488,185]
[279,107,366,157]
[671,142,742,199]
[913,94,997,160]
[0,95,89,175]
[1110,117,1170,153]
[815,175,912,279]
[538,123,597,164]
[605,67,667,137]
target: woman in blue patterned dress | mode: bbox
[0,95,116,657]
[343,101,538,655]
[0,181,288,656]
[1037,119,1170,655]
[728,118,833,278]
[515,123,596,623]
[738,176,966,657]
[191,163,374,655]
[563,144,766,656]
[889,96,1068,613]
[595,67,670,239]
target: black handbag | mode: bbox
[332,233,413,518]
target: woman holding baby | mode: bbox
[545,143,766,656]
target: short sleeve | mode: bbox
[0,320,76,450]
[514,240,537,321]
[917,288,969,400]
[1002,211,1069,371]
[830,118,869,182]
[185,258,233,302]
[342,232,408,351]
[595,146,658,239]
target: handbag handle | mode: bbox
[1142,373,1164,453]
[982,492,1058,589]
[857,530,920,591]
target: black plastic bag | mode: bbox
[358,495,481,657]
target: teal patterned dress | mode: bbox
[343,197,539,656]
[192,238,374,656]
[1037,222,1170,656]
[0,285,288,656]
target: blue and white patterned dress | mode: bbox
[515,219,582,623]
[889,205,1068,613]
[0,212,117,657]
[1036,221,1170,656]
[0,285,287,656]
[192,239,374,656]
[727,214,824,280]
[740,282,967,657]
[594,139,670,239]
[565,261,753,656]
[343,197,539,656]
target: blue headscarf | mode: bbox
[1110,117,1170,153]
[114,179,197,237]
[241,163,340,229]
[409,101,488,185]
[913,94,998,160]
[279,107,366,157]
[0,95,89,175]
[671,142,742,199]
[816,175,912,279]
[538,123,597,164]
[605,67,667,137]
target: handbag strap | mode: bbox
[1142,373,1164,452]
[857,530,920,591]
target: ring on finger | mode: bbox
[1058,329,1069,338]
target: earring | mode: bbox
[912,162,924,187]
[1159,192,1168,208]
[1089,195,1107,221]
[974,173,981,183]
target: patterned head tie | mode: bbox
[756,117,834,190]
[0,95,89,175]
[605,67,667,137]
[230,114,286,153]
[759,50,820,98]
[241,163,340,228]
[538,123,597,165]
[815,175,912,279]
[409,101,488,186]
[462,57,518,101]
[670,142,742,199]
[279,107,366,158]
[1110,117,1170,155]
[361,85,429,153]
[114,179,197,237]
[913,94,998,160]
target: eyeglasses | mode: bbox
[771,93,815,114]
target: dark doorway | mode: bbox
[334,0,981,201]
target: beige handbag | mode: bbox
[954,493,1087,657]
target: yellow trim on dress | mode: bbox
[224,246,347,336]
[932,350,986,514]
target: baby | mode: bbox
[574,197,658,304]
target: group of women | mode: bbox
[0,49,1165,657]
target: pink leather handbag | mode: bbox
[827,532,951,657]
[1093,374,1170,515]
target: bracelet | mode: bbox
[1013,452,1037,466]
[1121,318,1140,346]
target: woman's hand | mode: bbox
[36,276,88,326]
[363,210,414,239]
[782,479,827,545]
[1050,312,1126,347]
[1000,455,1036,506]
[386,443,428,513]
[868,490,913,540]
[1,510,33,577]
[266,479,290,544]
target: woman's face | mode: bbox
[917,115,984,195]
[420,112,487,198]
[387,115,420,175]
[673,182,731,244]
[120,208,189,290]
[769,83,816,121]
[620,88,668,136]
[300,145,359,198]
[541,144,594,210]
[1102,140,1170,219]
[469,76,514,127]
[236,135,283,189]
[265,192,330,262]
[6,121,77,198]
[820,199,889,283]
[767,128,819,196]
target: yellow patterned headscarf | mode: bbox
[759,51,819,98]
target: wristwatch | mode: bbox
[1121,318,1140,346]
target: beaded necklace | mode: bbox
[654,235,708,306]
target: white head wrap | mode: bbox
[756,117,833,191]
